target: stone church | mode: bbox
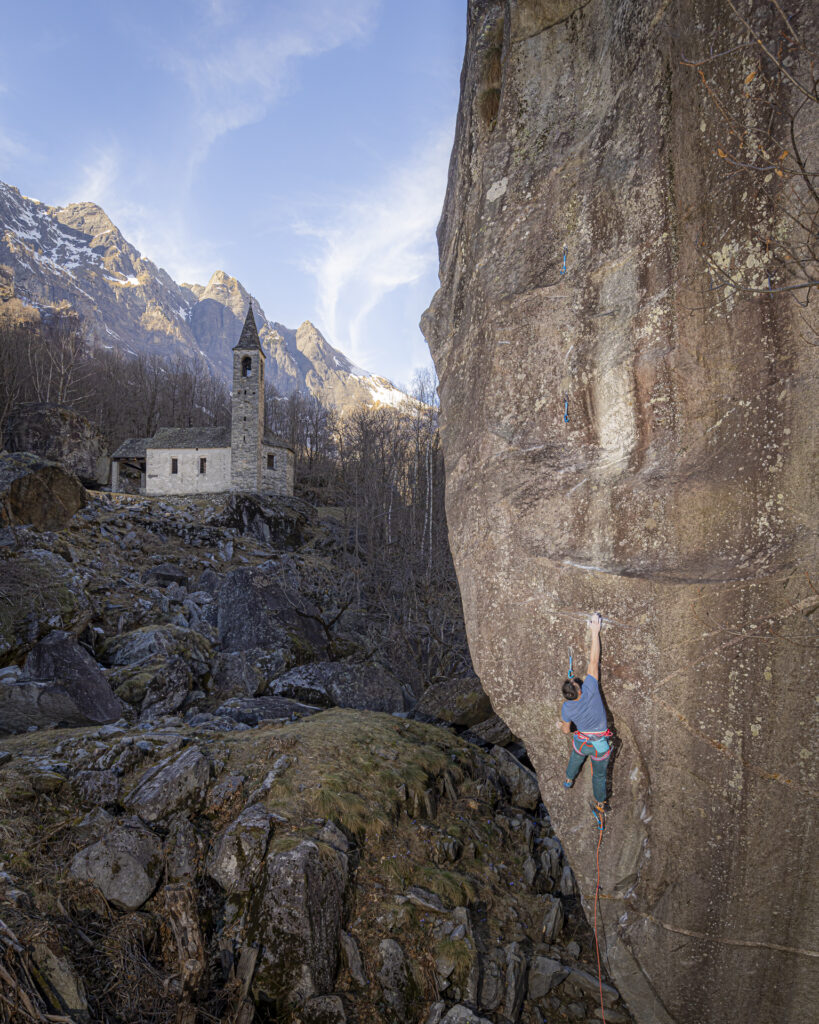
[111,305,294,496]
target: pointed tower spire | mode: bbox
[234,301,262,350]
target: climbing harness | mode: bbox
[564,392,570,424]
[592,803,607,1024]
[559,244,568,276]
[573,729,613,760]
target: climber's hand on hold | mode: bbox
[589,612,602,635]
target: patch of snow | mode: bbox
[364,377,408,408]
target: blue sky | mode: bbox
[0,1,465,386]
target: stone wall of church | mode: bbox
[261,445,293,496]
[146,447,231,495]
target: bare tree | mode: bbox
[682,0,818,325]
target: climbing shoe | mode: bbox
[563,778,574,789]
[589,799,607,827]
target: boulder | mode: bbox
[70,823,162,910]
[209,493,313,548]
[339,931,367,988]
[164,816,203,882]
[421,2,818,1021]
[0,549,90,665]
[206,803,275,893]
[125,746,210,823]
[0,631,122,733]
[209,649,267,698]
[268,661,406,713]
[478,951,504,1012]
[503,941,527,1022]
[440,1007,494,1024]
[377,939,419,1023]
[299,994,347,1024]
[142,563,188,588]
[74,769,121,808]
[217,562,325,658]
[246,839,350,1006]
[3,404,109,488]
[491,747,540,811]
[414,676,492,727]
[539,895,564,942]
[564,968,619,1008]
[103,625,211,718]
[30,940,90,1021]
[103,624,211,673]
[527,956,568,1001]
[204,772,245,816]
[463,713,515,746]
[213,695,319,726]
[0,452,86,530]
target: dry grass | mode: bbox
[411,865,478,908]
[222,708,471,845]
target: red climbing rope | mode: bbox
[593,816,607,1024]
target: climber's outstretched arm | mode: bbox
[588,612,602,679]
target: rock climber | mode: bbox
[558,612,612,816]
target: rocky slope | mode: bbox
[0,474,633,1023]
[422,3,818,1024]
[0,180,406,412]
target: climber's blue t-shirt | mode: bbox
[561,674,607,733]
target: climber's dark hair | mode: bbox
[562,678,579,700]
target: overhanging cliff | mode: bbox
[422,2,818,1022]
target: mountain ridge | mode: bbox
[0,180,407,412]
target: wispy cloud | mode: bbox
[168,0,379,162]
[0,128,27,161]
[64,146,120,206]
[59,144,217,283]
[298,131,451,368]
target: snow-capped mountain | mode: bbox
[0,179,408,412]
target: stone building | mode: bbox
[111,305,294,496]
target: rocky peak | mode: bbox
[53,202,123,248]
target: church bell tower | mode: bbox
[230,303,265,491]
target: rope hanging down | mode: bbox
[592,807,607,1024]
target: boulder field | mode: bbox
[422,3,818,1023]
[0,488,634,1022]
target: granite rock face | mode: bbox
[422,3,818,1023]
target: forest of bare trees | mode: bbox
[0,313,469,689]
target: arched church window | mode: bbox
[241,356,252,377]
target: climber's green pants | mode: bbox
[566,748,608,803]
